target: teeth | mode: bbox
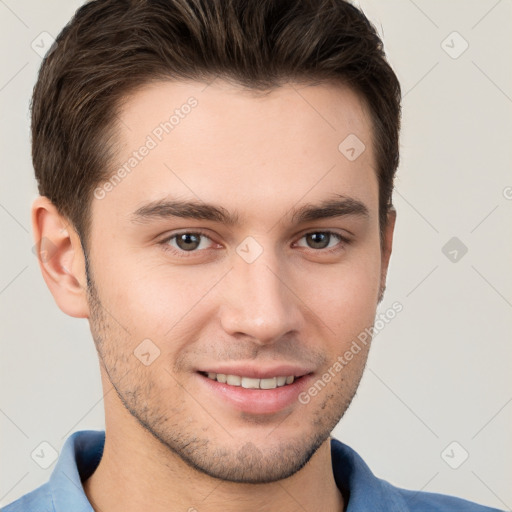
[226,375,241,386]
[260,377,277,389]
[241,377,260,389]
[204,372,296,389]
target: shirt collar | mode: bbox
[330,436,408,511]
[48,430,407,512]
[49,430,104,512]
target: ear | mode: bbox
[378,207,396,304]
[32,196,90,318]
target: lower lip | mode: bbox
[197,373,314,415]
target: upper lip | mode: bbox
[197,364,314,379]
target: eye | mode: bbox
[160,230,215,256]
[295,231,350,252]
[158,229,351,258]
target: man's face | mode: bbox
[85,79,391,483]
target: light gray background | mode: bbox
[1,0,511,509]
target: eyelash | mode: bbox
[158,230,352,259]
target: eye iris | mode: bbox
[176,233,201,251]
[307,232,330,249]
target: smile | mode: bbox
[200,371,295,390]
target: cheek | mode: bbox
[296,251,381,334]
[97,260,227,343]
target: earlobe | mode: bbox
[378,207,396,303]
[32,196,90,318]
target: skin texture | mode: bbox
[33,79,395,512]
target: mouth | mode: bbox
[196,370,314,415]
[198,371,299,390]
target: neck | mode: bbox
[82,425,344,512]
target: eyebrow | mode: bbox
[130,194,369,226]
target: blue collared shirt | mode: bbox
[1,430,504,511]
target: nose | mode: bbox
[219,246,305,345]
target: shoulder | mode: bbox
[330,437,504,512]
[394,483,505,512]
[1,429,104,512]
[1,483,54,512]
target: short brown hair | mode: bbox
[31,0,401,253]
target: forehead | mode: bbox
[94,79,378,228]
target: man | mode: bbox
[2,0,504,511]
